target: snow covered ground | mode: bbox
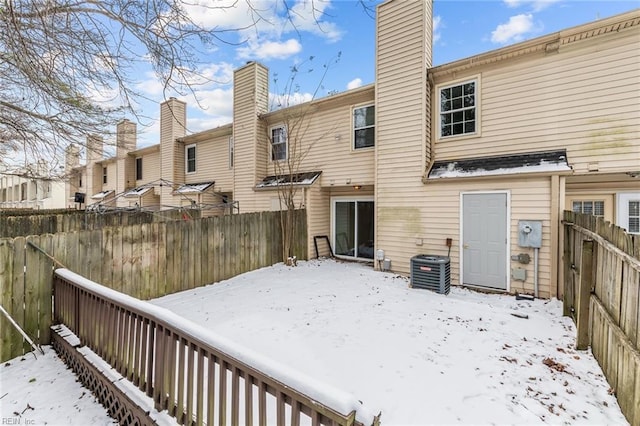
[0,259,628,425]
[152,259,627,425]
[0,349,114,425]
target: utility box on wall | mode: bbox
[518,220,542,248]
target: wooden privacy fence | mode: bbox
[53,269,379,426]
[0,208,200,238]
[563,211,640,425]
[0,210,307,362]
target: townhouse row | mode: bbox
[66,0,640,299]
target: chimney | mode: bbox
[116,119,137,196]
[159,97,187,207]
[85,135,104,199]
[232,62,269,213]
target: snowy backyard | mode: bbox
[1,258,628,425]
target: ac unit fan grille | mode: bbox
[410,255,451,295]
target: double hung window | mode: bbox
[271,126,287,161]
[353,105,375,149]
[440,80,476,138]
[186,144,196,173]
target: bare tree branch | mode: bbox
[1,0,354,179]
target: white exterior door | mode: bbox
[462,192,508,290]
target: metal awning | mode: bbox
[123,186,153,198]
[255,171,322,189]
[174,182,215,194]
[90,190,114,200]
[427,150,572,180]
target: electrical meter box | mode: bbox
[518,220,542,248]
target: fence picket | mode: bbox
[0,238,15,361]
[565,212,640,426]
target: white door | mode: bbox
[462,192,508,290]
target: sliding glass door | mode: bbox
[332,197,374,260]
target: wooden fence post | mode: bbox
[576,239,595,350]
[562,215,574,317]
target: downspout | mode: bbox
[534,247,539,298]
[422,69,436,185]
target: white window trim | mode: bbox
[571,199,605,217]
[437,76,481,141]
[617,192,640,235]
[330,195,375,262]
[352,103,375,151]
[185,143,196,174]
[270,125,288,162]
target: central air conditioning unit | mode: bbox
[410,254,450,295]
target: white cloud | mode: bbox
[491,13,534,44]
[136,72,166,97]
[237,38,302,60]
[503,0,561,12]
[286,0,342,42]
[190,87,234,118]
[269,91,314,110]
[433,15,442,44]
[347,78,362,90]
[181,0,342,52]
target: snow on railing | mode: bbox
[53,268,380,426]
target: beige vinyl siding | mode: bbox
[434,27,640,174]
[378,176,554,297]
[261,88,375,189]
[184,132,234,193]
[233,62,269,213]
[306,185,331,258]
[136,150,160,186]
[159,98,186,207]
[374,0,430,272]
[103,162,117,192]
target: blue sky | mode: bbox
[130,0,639,149]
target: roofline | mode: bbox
[431,8,640,78]
[178,123,234,144]
[260,83,375,121]
[130,144,160,156]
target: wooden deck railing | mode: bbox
[53,269,379,426]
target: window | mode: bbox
[440,80,476,138]
[135,157,143,180]
[353,105,375,149]
[271,126,287,161]
[572,200,605,218]
[629,201,640,234]
[185,144,196,173]
[229,137,234,168]
[103,167,107,184]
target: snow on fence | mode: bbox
[53,269,379,426]
[563,211,640,425]
[0,210,307,363]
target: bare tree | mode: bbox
[266,54,340,264]
[0,1,368,178]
